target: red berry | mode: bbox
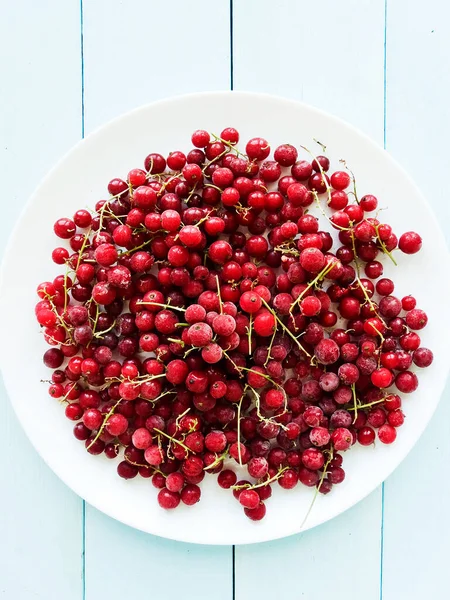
[181,484,201,505]
[246,138,270,161]
[330,171,351,190]
[239,488,260,509]
[371,368,394,389]
[378,424,397,444]
[405,309,428,330]
[274,144,298,166]
[244,502,266,521]
[218,470,237,489]
[358,427,376,446]
[191,130,210,147]
[158,488,180,509]
[54,218,76,239]
[399,231,422,254]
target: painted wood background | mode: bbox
[1,1,449,598]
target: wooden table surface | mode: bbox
[1,1,449,598]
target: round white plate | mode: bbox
[1,92,449,545]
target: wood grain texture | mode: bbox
[0,1,83,599]
[382,3,450,598]
[233,1,385,598]
[82,2,232,599]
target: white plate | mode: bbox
[1,92,449,545]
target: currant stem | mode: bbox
[44,293,74,343]
[222,349,244,378]
[247,385,288,430]
[93,318,117,339]
[86,398,122,450]
[154,428,191,454]
[289,262,336,313]
[260,297,312,358]
[174,407,191,430]
[236,391,246,467]
[351,383,358,423]
[204,450,229,471]
[58,382,77,405]
[348,396,387,411]
[117,237,154,257]
[90,303,100,337]
[239,365,283,391]
[339,158,359,205]
[216,275,223,314]
[143,389,176,406]
[301,144,335,213]
[74,228,92,273]
[232,466,289,491]
[264,327,278,367]
[300,450,334,530]
[375,225,398,266]
[137,301,186,312]
[354,276,387,328]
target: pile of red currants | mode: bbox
[35,127,431,521]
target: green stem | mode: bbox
[44,293,74,343]
[264,327,278,367]
[117,237,154,257]
[90,303,100,338]
[222,349,244,378]
[57,382,77,405]
[375,225,398,266]
[216,275,223,314]
[301,144,336,216]
[174,407,191,431]
[247,385,287,430]
[274,243,300,257]
[150,389,178,404]
[232,466,289,491]
[351,383,358,423]
[289,262,335,313]
[260,297,312,358]
[339,159,359,205]
[86,399,122,450]
[239,366,282,390]
[93,318,117,339]
[203,450,229,471]
[247,314,253,356]
[137,301,186,312]
[154,428,191,454]
[348,397,386,412]
[300,451,334,530]
[236,391,245,466]
[75,228,92,273]
[355,276,387,328]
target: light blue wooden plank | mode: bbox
[383,3,450,598]
[86,509,233,598]
[81,2,233,598]
[236,493,381,600]
[233,0,386,144]
[0,1,83,598]
[233,2,385,598]
[83,0,232,132]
